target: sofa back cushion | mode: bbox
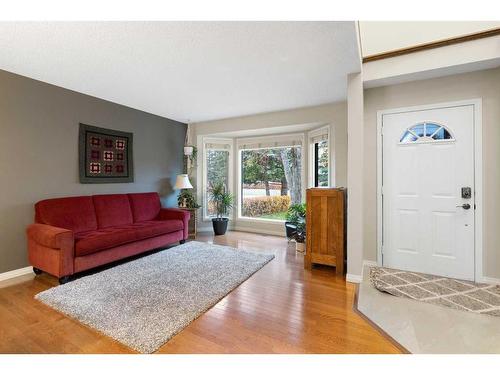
[128,192,161,222]
[35,196,98,233]
[93,194,133,228]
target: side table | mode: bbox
[179,207,198,239]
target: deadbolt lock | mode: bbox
[461,187,472,199]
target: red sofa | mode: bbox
[26,192,190,284]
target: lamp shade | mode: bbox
[174,174,193,189]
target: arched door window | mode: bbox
[399,122,454,144]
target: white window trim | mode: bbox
[308,125,331,188]
[399,121,456,145]
[236,133,306,223]
[201,136,234,222]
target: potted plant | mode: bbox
[177,189,200,209]
[285,203,306,252]
[284,220,297,241]
[208,181,234,235]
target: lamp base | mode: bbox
[179,197,188,208]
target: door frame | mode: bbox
[376,98,483,281]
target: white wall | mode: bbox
[190,102,348,235]
[363,67,500,279]
[363,35,500,89]
[359,21,500,57]
[347,72,365,282]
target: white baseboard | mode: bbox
[363,260,379,268]
[232,226,285,237]
[196,219,285,237]
[196,223,237,233]
[0,266,33,282]
[479,276,500,285]
[196,225,284,237]
[346,273,362,284]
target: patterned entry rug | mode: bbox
[36,241,274,353]
[370,267,500,317]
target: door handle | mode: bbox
[456,203,471,210]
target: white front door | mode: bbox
[382,104,475,280]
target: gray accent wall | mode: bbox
[0,69,187,273]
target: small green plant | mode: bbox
[177,189,200,209]
[286,203,306,243]
[190,146,198,161]
[185,145,198,169]
[209,181,234,220]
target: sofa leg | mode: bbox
[33,267,43,275]
[180,239,186,244]
[58,276,71,284]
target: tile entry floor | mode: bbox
[357,265,500,353]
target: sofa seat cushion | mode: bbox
[131,220,183,240]
[75,220,184,256]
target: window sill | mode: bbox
[236,216,286,224]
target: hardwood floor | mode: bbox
[0,231,401,354]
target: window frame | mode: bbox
[399,122,455,145]
[314,142,320,187]
[308,125,331,188]
[201,137,234,221]
[236,133,306,223]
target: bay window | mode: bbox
[309,127,329,187]
[202,139,232,219]
[237,135,304,221]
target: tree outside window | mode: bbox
[241,146,302,221]
[314,140,329,187]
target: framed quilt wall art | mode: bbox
[79,123,134,183]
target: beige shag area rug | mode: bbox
[36,241,274,353]
[370,267,500,317]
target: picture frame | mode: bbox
[79,123,134,183]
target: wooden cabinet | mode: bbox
[304,188,346,275]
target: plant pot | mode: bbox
[295,241,305,253]
[184,146,193,156]
[285,221,297,240]
[212,218,229,236]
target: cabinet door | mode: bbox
[305,189,344,275]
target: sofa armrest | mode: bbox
[27,223,75,277]
[27,223,74,249]
[158,208,190,240]
[158,208,190,221]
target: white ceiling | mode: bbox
[0,21,360,123]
